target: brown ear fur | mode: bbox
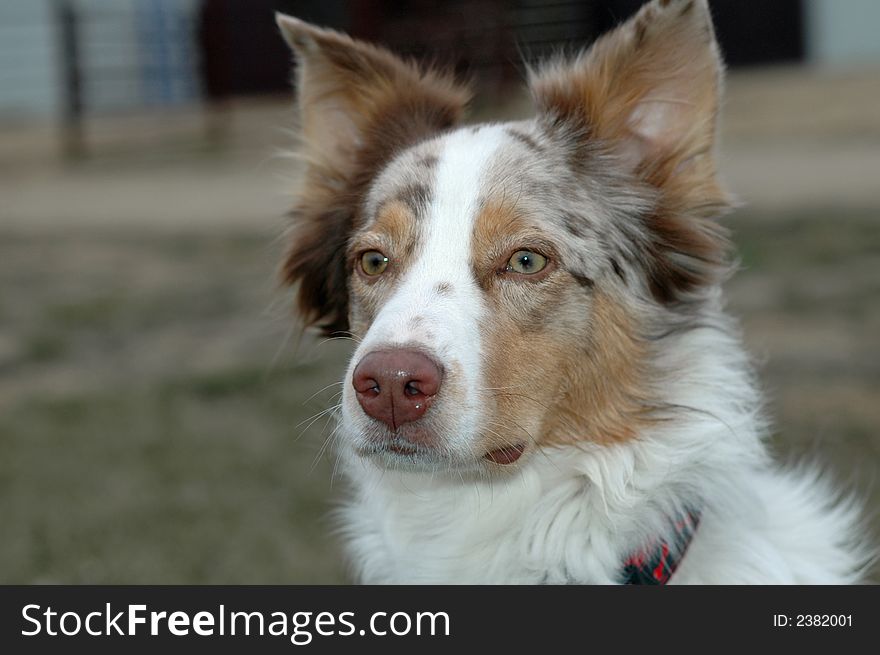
[277,15,470,334]
[529,0,732,304]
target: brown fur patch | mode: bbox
[542,291,654,445]
[478,286,652,456]
[478,297,568,454]
[471,199,534,286]
[373,200,420,260]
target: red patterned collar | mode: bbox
[620,510,701,585]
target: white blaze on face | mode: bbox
[342,125,508,456]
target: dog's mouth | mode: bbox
[357,437,526,467]
[381,441,527,466]
[483,443,526,465]
[385,442,420,456]
[359,437,428,458]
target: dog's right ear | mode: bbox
[276,15,470,335]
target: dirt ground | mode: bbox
[1,67,878,583]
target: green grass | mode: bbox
[733,207,880,270]
[22,332,69,363]
[46,296,125,329]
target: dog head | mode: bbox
[278,0,732,474]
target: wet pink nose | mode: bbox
[352,349,442,430]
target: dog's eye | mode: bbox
[506,250,548,275]
[360,250,389,276]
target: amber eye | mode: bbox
[506,250,548,275]
[360,250,389,276]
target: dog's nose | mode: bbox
[352,349,442,430]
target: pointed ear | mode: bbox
[529,0,732,305]
[276,14,470,334]
[277,14,470,178]
[529,0,729,213]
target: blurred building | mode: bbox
[1,0,878,125]
[0,0,200,121]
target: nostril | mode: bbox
[404,381,422,397]
[353,371,381,395]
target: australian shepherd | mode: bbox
[275,0,868,583]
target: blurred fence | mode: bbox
[6,0,878,160]
[0,1,200,119]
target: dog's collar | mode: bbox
[620,509,701,585]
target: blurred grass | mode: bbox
[0,229,352,583]
[0,207,878,582]
[735,207,880,269]
[0,365,349,583]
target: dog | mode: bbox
[275,0,868,583]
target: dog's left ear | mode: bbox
[529,0,732,302]
[277,15,470,334]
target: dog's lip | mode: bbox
[483,443,526,465]
[356,438,527,465]
[385,442,419,456]
[357,438,429,458]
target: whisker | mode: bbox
[316,335,358,347]
[295,403,342,439]
[330,447,344,488]
[310,411,343,474]
[302,380,345,406]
